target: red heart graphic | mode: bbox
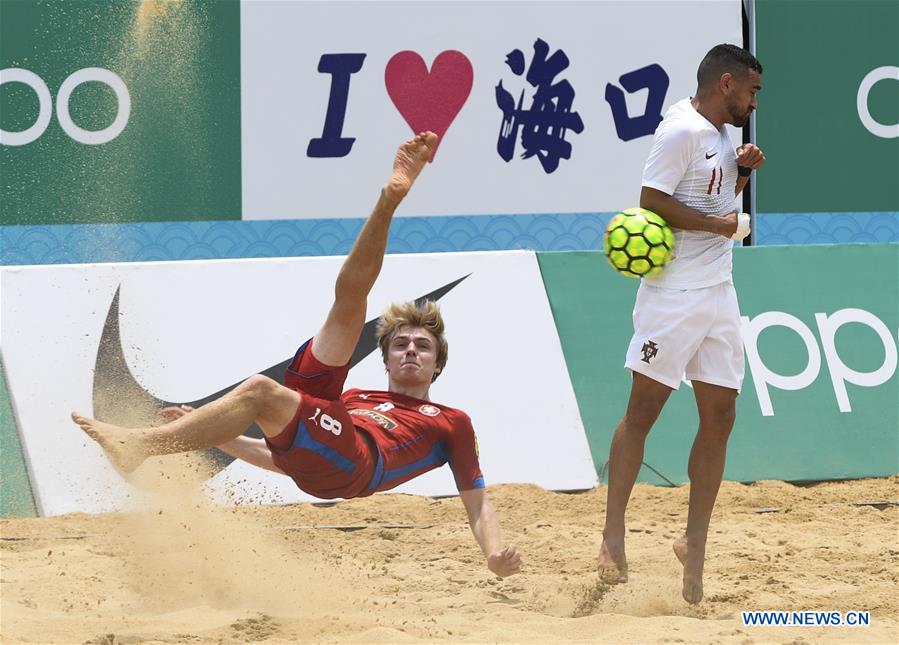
[385,50,473,161]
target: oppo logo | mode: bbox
[0,67,130,146]
[857,66,899,139]
[742,308,897,417]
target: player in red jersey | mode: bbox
[72,131,522,578]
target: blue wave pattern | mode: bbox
[754,212,898,246]
[2,212,896,265]
[0,213,612,265]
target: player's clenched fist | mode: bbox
[488,544,523,577]
[736,143,766,170]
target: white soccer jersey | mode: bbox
[641,98,740,289]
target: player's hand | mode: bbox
[722,210,751,240]
[736,143,766,171]
[487,545,522,577]
[731,212,751,240]
[159,404,195,421]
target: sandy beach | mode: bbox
[2,464,897,644]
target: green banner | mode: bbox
[0,359,36,517]
[756,0,899,213]
[539,245,899,484]
[0,0,241,225]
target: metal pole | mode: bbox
[743,0,757,246]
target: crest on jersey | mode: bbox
[418,404,440,417]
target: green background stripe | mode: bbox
[0,0,242,225]
[756,0,899,213]
[0,358,37,517]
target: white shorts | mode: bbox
[624,282,744,391]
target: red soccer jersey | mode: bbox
[341,388,485,493]
[271,339,484,499]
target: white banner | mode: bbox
[240,0,742,220]
[1,251,596,515]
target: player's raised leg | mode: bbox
[312,131,438,367]
[598,373,672,582]
[674,380,737,603]
[71,374,300,474]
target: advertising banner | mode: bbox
[1,251,596,516]
[0,0,242,226]
[2,0,741,227]
[239,0,741,220]
[0,364,36,517]
[539,244,899,484]
[756,0,899,214]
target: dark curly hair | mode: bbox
[697,44,763,88]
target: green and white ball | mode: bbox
[603,208,675,278]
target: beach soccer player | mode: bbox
[73,132,522,578]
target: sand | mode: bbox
[2,468,897,644]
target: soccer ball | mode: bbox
[603,208,675,278]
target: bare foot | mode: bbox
[673,535,704,604]
[597,539,628,584]
[384,131,438,203]
[71,411,147,474]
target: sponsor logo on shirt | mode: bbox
[348,408,398,430]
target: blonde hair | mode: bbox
[376,300,448,382]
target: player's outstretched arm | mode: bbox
[460,488,522,577]
[217,436,284,474]
[312,132,439,367]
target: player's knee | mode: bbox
[723,406,736,428]
[699,405,736,436]
[237,374,282,405]
[623,401,664,434]
[711,401,736,425]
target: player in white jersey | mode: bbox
[598,44,765,604]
